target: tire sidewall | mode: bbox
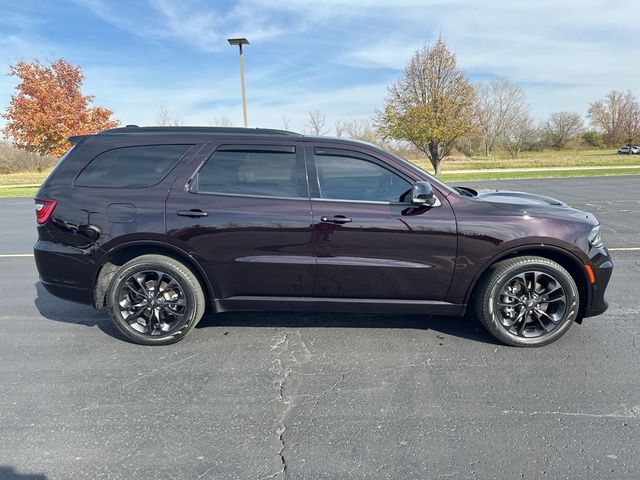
[485,261,579,347]
[107,259,199,345]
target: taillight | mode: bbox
[35,198,57,224]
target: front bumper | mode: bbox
[584,246,613,318]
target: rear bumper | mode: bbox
[40,280,94,305]
[34,240,97,307]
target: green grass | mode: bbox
[0,186,38,198]
[439,166,640,183]
[0,171,45,198]
[0,171,48,186]
[412,148,636,172]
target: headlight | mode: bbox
[588,225,604,248]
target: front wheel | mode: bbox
[106,254,206,345]
[475,256,580,347]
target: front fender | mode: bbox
[446,238,590,306]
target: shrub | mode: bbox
[581,130,605,148]
[0,141,57,174]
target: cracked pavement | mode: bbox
[1,176,640,479]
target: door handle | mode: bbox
[320,215,352,224]
[176,209,209,218]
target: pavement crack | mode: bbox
[262,330,312,479]
[300,361,359,428]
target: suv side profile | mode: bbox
[34,126,612,347]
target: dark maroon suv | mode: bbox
[34,126,612,346]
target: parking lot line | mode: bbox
[0,253,34,257]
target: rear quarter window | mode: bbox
[75,144,193,187]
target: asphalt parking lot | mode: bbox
[1,175,639,479]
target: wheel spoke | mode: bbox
[517,311,529,336]
[133,274,150,295]
[534,311,556,332]
[508,308,526,331]
[499,292,523,304]
[126,306,147,322]
[536,309,558,324]
[497,301,519,307]
[148,308,160,335]
[124,281,144,298]
[539,295,566,304]
[540,284,561,297]
[524,272,536,294]
[153,271,168,290]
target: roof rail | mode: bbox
[100,126,303,137]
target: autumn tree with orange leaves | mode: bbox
[2,59,119,157]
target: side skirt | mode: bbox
[215,296,467,316]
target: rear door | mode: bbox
[165,142,315,299]
[308,145,457,300]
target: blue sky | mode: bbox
[0,0,639,134]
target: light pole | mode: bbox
[227,37,249,127]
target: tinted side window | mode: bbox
[75,144,192,187]
[193,148,307,198]
[315,154,411,202]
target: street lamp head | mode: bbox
[227,38,249,46]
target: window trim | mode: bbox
[189,143,309,200]
[187,190,311,201]
[73,144,194,188]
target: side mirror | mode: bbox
[410,181,437,206]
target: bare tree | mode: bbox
[156,106,182,126]
[545,111,584,148]
[503,113,537,158]
[281,116,291,130]
[377,39,476,174]
[336,118,380,144]
[475,78,528,156]
[588,90,631,145]
[156,106,170,126]
[306,109,330,136]
[212,116,233,127]
[619,92,640,146]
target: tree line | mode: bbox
[2,48,640,174]
[306,40,640,173]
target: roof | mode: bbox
[99,125,302,137]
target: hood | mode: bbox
[455,186,598,225]
[473,189,565,206]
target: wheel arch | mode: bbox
[465,245,590,322]
[93,241,214,310]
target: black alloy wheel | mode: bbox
[475,256,579,347]
[107,255,205,345]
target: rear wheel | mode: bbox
[106,254,205,345]
[475,256,580,347]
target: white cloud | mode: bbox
[2,0,640,135]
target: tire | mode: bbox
[474,256,580,347]
[106,254,206,345]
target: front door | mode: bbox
[166,143,315,299]
[308,146,457,300]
